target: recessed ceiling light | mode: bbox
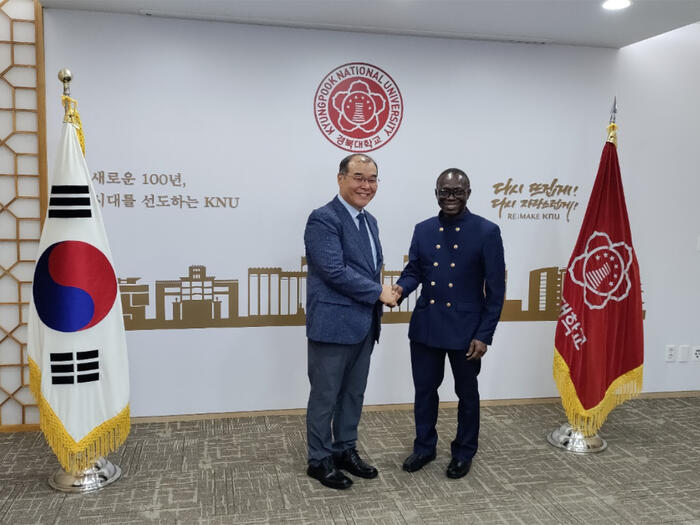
[602,0,631,10]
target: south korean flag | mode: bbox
[28,119,130,474]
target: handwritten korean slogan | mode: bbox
[491,178,580,222]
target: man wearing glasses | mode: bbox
[394,168,505,479]
[304,153,398,489]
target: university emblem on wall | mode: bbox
[568,231,634,310]
[314,62,403,152]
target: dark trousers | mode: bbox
[410,341,481,461]
[306,323,375,465]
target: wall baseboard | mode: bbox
[130,390,700,424]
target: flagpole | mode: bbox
[607,96,618,146]
[46,68,124,493]
[58,68,72,119]
[546,98,622,455]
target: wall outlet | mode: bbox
[665,345,676,362]
[692,346,700,362]
[678,345,690,362]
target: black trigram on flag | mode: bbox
[50,350,100,384]
[48,185,91,218]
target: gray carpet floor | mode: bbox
[1,397,700,524]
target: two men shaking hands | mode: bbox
[304,153,505,490]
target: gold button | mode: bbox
[433,262,439,267]
[439,227,444,232]
[436,244,441,249]
[453,244,458,249]
[429,299,435,304]
[455,227,461,232]
[446,302,452,308]
[450,262,455,268]
[448,283,453,288]
[430,281,436,286]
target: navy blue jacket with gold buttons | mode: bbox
[396,209,506,350]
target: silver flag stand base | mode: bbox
[547,423,607,454]
[48,457,121,493]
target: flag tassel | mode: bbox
[553,349,643,436]
[61,95,85,155]
[58,69,85,155]
[29,359,130,475]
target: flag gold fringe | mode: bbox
[553,348,642,436]
[61,95,85,155]
[29,358,130,475]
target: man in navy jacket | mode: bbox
[395,168,505,479]
[304,154,398,490]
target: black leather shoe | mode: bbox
[307,457,353,489]
[446,458,472,479]
[334,448,378,479]
[402,452,436,472]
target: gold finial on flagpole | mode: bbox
[58,68,73,122]
[606,96,618,146]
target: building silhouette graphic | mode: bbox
[119,258,568,331]
[501,266,566,322]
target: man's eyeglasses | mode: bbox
[347,174,379,186]
[437,188,468,198]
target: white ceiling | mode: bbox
[39,0,700,48]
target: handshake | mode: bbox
[380,284,403,308]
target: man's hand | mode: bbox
[466,339,487,360]
[380,284,399,307]
[392,284,403,306]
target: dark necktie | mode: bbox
[356,211,375,270]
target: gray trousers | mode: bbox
[306,325,375,465]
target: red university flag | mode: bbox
[553,127,644,436]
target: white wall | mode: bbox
[615,24,700,392]
[43,10,700,416]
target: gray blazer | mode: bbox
[304,196,383,344]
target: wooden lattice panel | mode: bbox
[0,0,45,430]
